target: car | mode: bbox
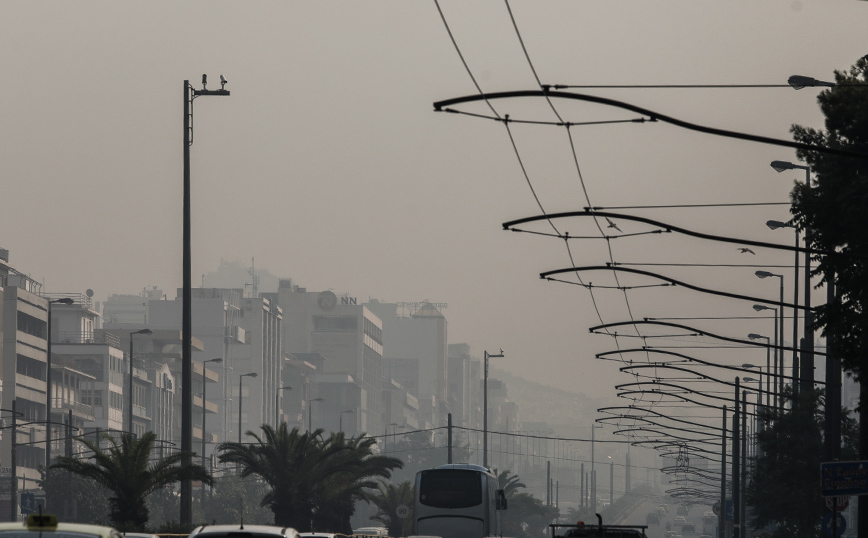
[646,513,660,525]
[664,531,676,538]
[681,524,696,534]
[0,514,120,538]
[190,525,299,538]
[300,534,347,538]
[352,529,388,537]
[674,516,686,526]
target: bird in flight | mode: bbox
[605,218,622,232]
[738,247,756,255]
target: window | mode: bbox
[16,355,45,380]
[17,312,46,339]
[313,315,357,332]
[419,470,482,509]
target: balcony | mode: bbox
[133,404,150,419]
[52,399,95,421]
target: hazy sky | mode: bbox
[1,1,865,411]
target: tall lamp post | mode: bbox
[483,348,504,469]
[340,409,355,434]
[276,386,292,427]
[237,372,257,443]
[756,271,788,389]
[128,328,153,435]
[771,161,813,389]
[767,218,800,383]
[181,74,230,526]
[308,397,325,433]
[591,422,603,513]
[45,297,73,469]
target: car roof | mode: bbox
[190,525,297,538]
[0,521,119,538]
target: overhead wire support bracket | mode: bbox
[433,89,868,161]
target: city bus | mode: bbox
[413,464,507,538]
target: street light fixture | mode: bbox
[766,219,801,391]
[771,160,814,390]
[45,296,74,468]
[128,328,153,435]
[787,75,836,90]
[308,397,325,433]
[756,271,788,393]
[340,409,355,434]
[483,348,504,469]
[276,386,292,427]
[238,372,257,443]
[181,74,230,526]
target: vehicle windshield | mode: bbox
[419,469,482,509]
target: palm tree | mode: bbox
[217,423,352,530]
[369,480,414,537]
[493,468,526,498]
[311,433,403,533]
[50,431,212,531]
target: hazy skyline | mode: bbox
[1,1,866,403]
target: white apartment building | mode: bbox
[274,282,383,436]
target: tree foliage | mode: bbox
[369,480,414,537]
[311,433,404,533]
[493,468,558,538]
[217,423,402,532]
[747,388,858,538]
[39,467,110,524]
[50,432,212,531]
[790,54,868,381]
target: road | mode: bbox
[620,496,714,538]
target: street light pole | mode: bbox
[181,74,229,526]
[340,409,354,434]
[308,397,325,433]
[276,386,292,427]
[591,422,602,513]
[767,219,800,390]
[483,349,504,469]
[128,329,153,435]
[238,372,257,444]
[45,297,73,469]
[771,162,814,390]
[756,271,788,393]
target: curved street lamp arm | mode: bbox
[433,90,868,161]
[591,319,826,358]
[545,266,812,312]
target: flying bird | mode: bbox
[605,218,622,232]
[738,248,756,255]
